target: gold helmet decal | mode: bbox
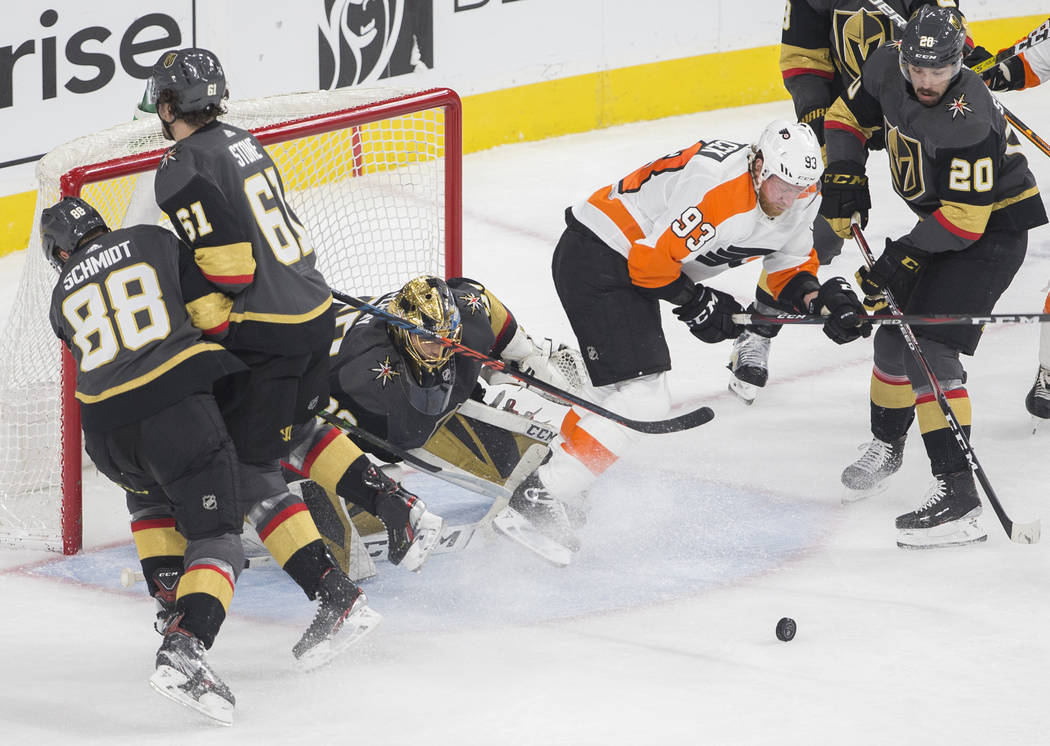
[163,51,178,68]
[388,276,462,380]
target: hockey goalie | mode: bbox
[281,275,588,573]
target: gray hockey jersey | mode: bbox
[825,43,1047,254]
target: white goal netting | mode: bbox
[0,86,460,553]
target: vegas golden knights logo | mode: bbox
[833,9,894,86]
[280,425,293,442]
[886,126,926,201]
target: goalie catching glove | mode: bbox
[486,326,588,402]
[810,277,872,345]
[672,284,744,344]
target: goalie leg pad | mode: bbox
[294,479,376,582]
[423,411,549,486]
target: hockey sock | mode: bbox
[251,492,327,595]
[916,388,971,474]
[280,540,337,600]
[869,366,915,441]
[130,515,187,599]
[174,558,236,649]
[293,426,368,501]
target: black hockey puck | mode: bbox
[775,617,796,641]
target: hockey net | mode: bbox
[0,87,462,554]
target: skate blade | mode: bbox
[841,482,889,504]
[896,514,987,550]
[492,507,573,567]
[295,605,383,673]
[399,512,445,573]
[728,377,758,405]
[149,666,234,726]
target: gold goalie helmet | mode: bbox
[388,276,463,385]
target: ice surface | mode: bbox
[2,86,1050,744]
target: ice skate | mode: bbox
[376,486,444,572]
[727,330,771,405]
[293,569,382,672]
[493,472,580,567]
[149,621,235,726]
[841,436,906,500]
[896,470,987,549]
[1026,365,1050,431]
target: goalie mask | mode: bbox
[40,196,109,271]
[389,277,463,414]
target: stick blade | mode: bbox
[1009,519,1041,544]
[634,406,715,434]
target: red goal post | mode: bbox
[0,87,462,555]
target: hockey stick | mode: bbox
[331,289,715,434]
[865,0,1050,158]
[852,221,1039,544]
[732,311,1050,327]
[967,17,1050,76]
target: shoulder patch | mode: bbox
[696,140,747,162]
[371,356,400,387]
[159,146,178,169]
[459,292,486,315]
[946,93,972,120]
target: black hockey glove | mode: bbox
[856,238,930,310]
[963,45,994,70]
[983,56,1026,92]
[800,105,828,146]
[810,277,872,345]
[672,285,744,344]
[819,161,870,240]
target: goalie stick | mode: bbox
[732,311,1050,327]
[865,0,1050,158]
[852,220,1040,544]
[331,289,715,434]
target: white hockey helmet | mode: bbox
[751,120,823,189]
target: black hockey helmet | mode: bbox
[40,196,109,270]
[899,6,967,79]
[146,47,228,116]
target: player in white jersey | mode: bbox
[491,120,873,565]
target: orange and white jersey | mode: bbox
[1016,33,1050,88]
[570,139,819,302]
